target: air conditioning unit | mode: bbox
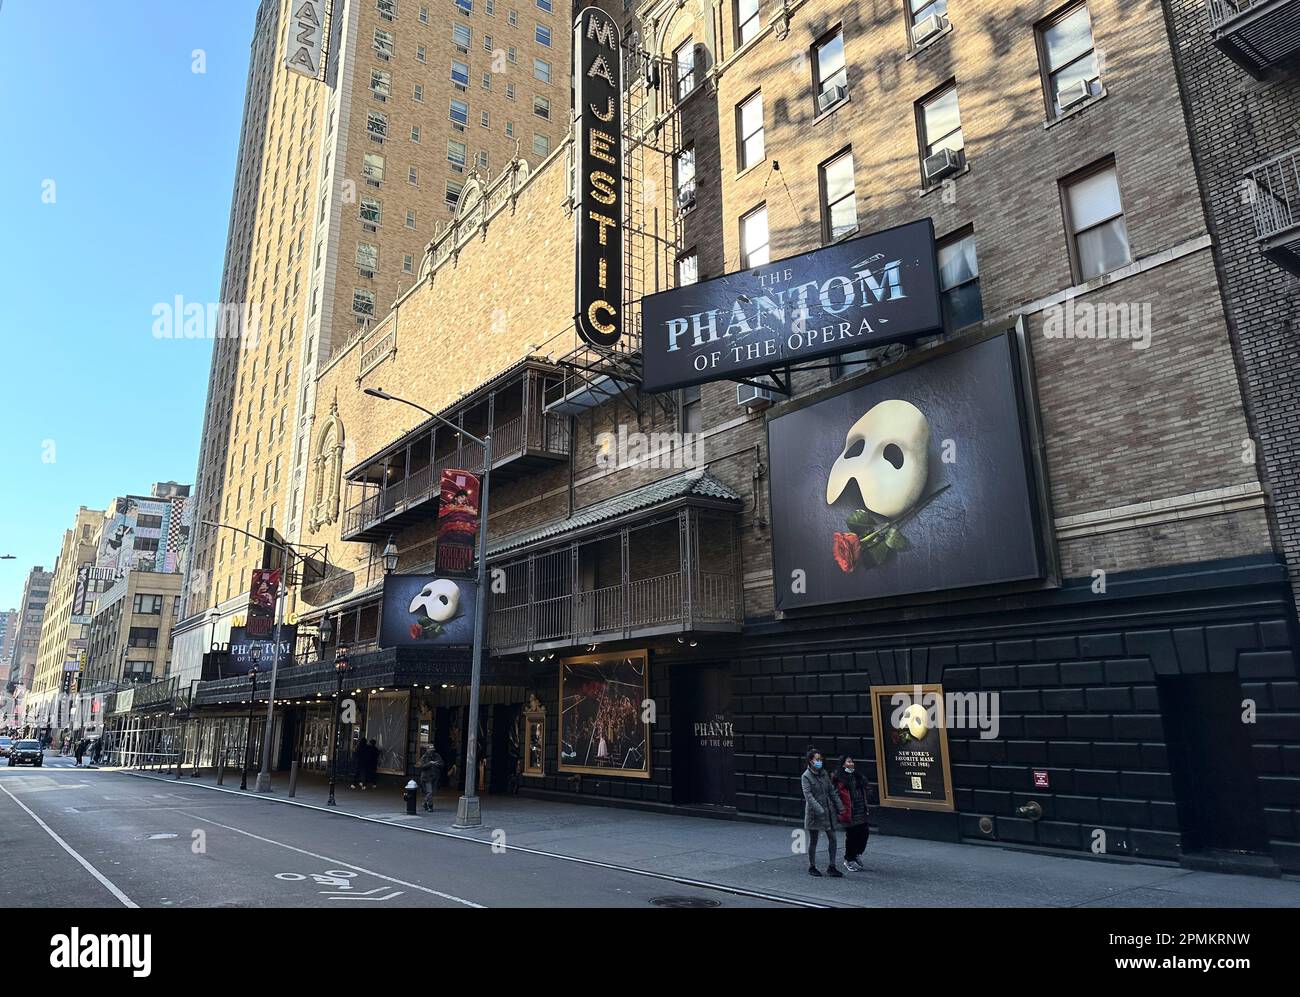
[362,223,377,233]
[358,267,375,279]
[923,147,964,184]
[912,13,947,45]
[736,384,775,409]
[375,49,390,61]
[676,184,696,214]
[817,83,848,113]
[1057,78,1093,111]
[372,92,387,102]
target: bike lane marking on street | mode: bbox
[135,772,829,908]
[0,783,138,909]
[178,810,484,908]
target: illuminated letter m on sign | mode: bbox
[586,16,618,48]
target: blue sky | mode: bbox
[0,0,258,609]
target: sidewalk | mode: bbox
[123,764,1300,908]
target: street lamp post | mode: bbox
[328,638,350,807]
[240,662,259,791]
[363,386,491,828]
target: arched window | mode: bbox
[310,401,345,532]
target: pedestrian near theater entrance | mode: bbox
[801,747,844,878]
[365,738,380,788]
[73,738,86,767]
[834,755,871,871]
[418,747,445,811]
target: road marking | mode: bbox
[0,783,138,909]
[179,811,484,909]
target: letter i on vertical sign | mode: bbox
[573,8,624,349]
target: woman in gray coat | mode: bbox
[801,747,844,877]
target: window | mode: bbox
[533,133,550,157]
[451,60,470,86]
[486,0,495,13]
[676,145,696,210]
[536,23,551,46]
[937,229,983,330]
[737,91,764,170]
[417,45,427,62]
[681,385,703,433]
[354,289,375,315]
[378,0,396,19]
[1037,3,1101,117]
[533,57,551,83]
[408,165,418,183]
[1062,161,1130,281]
[481,110,490,127]
[403,254,415,274]
[370,69,392,98]
[448,139,468,168]
[128,627,159,649]
[360,197,382,224]
[405,209,416,228]
[420,5,429,23]
[456,0,472,11]
[374,28,394,56]
[482,71,492,90]
[907,0,949,39]
[450,98,469,126]
[410,124,421,142]
[453,24,471,49]
[533,95,550,119]
[133,594,163,615]
[413,83,424,101]
[736,0,761,46]
[506,82,516,99]
[477,150,489,170]
[536,0,552,10]
[918,83,963,177]
[367,109,388,139]
[362,152,385,182]
[740,205,769,267]
[675,40,696,99]
[677,251,699,287]
[446,180,464,208]
[508,8,517,25]
[505,119,515,137]
[813,28,847,111]
[820,150,857,241]
[356,243,379,271]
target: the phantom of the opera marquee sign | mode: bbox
[284,0,326,79]
[573,8,624,349]
[641,219,943,392]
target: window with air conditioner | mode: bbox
[360,197,382,224]
[373,29,394,58]
[367,110,388,140]
[1037,2,1101,118]
[907,0,949,47]
[450,98,469,126]
[918,83,964,185]
[370,69,392,99]
[362,152,386,182]
[451,60,470,87]
[675,145,696,213]
[813,29,848,114]
[448,139,468,169]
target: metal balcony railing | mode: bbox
[1247,147,1300,274]
[1209,0,1300,76]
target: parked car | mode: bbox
[0,737,13,758]
[7,740,43,766]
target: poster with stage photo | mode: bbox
[870,684,955,812]
[435,469,480,575]
[558,652,650,778]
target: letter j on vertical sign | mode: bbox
[574,8,624,349]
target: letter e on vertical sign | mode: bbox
[573,7,623,349]
[285,0,326,79]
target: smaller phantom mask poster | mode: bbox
[870,684,954,812]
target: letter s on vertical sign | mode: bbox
[574,8,623,349]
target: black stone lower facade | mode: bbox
[520,554,1300,874]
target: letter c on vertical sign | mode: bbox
[573,7,623,349]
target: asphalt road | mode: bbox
[0,763,796,908]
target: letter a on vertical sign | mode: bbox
[285,0,326,79]
[573,8,623,349]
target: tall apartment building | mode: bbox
[0,608,17,679]
[6,566,51,697]
[177,0,574,674]
[27,509,103,730]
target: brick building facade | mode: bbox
[168,0,1300,875]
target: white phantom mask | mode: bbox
[409,578,461,623]
[825,399,930,518]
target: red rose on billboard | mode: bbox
[409,623,423,640]
[833,532,861,573]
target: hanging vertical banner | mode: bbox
[246,568,280,638]
[435,469,481,574]
[284,0,327,79]
[573,7,624,349]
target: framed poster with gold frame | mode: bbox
[869,683,955,812]
[558,650,650,778]
[523,711,545,776]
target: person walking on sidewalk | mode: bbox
[801,747,844,878]
[73,738,86,767]
[834,754,871,871]
[350,737,367,790]
[418,747,445,811]
[364,738,380,789]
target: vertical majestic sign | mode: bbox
[284,0,326,79]
[573,7,623,349]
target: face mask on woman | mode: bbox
[842,765,855,776]
[812,759,823,770]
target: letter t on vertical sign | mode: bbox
[574,8,624,349]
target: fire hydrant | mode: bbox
[404,779,418,815]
